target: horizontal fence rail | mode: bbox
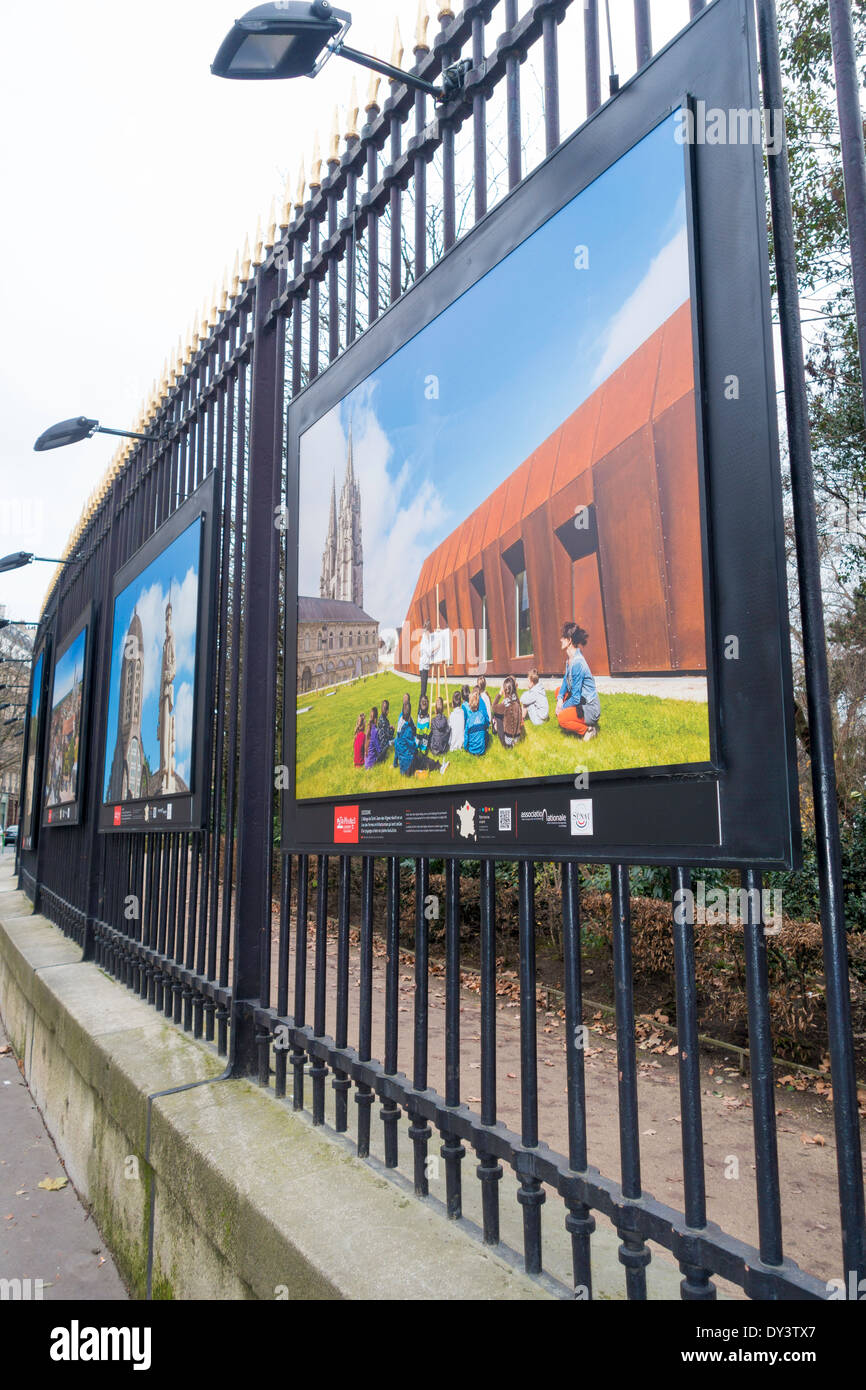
[16,0,866,1300]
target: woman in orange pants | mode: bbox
[556,622,600,740]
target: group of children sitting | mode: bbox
[351,669,553,779]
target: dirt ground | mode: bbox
[268,913,862,1297]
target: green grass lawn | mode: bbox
[295,673,711,800]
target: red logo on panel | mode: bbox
[334,806,359,844]
[113,806,122,827]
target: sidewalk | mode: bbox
[0,1015,128,1301]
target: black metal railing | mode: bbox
[15,0,866,1300]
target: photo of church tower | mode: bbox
[107,611,146,801]
[297,419,379,695]
[156,592,177,795]
[320,419,364,608]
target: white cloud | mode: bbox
[589,222,690,388]
[299,389,451,630]
[131,564,198,705]
[174,681,194,771]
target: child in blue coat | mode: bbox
[463,689,490,756]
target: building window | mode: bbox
[471,572,492,665]
[329,632,333,650]
[348,632,353,647]
[515,569,532,657]
[304,635,311,652]
[339,632,343,648]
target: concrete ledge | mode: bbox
[0,870,553,1300]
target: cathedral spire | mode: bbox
[346,414,354,482]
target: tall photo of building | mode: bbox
[297,420,379,694]
[102,521,201,806]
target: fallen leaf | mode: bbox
[37,1177,68,1192]
[506,1072,517,1079]
[0,1045,11,1056]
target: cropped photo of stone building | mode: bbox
[297,422,379,694]
[401,302,706,680]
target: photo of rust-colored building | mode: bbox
[401,301,706,679]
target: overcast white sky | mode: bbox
[0,0,692,621]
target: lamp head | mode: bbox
[211,2,349,80]
[34,417,99,452]
[0,553,35,575]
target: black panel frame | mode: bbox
[282,0,800,868]
[41,601,95,829]
[98,472,217,834]
[20,634,51,854]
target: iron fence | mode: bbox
[15,0,866,1300]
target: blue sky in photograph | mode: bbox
[299,112,692,631]
[51,628,86,710]
[102,520,201,800]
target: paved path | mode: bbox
[0,1016,128,1301]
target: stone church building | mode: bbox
[297,422,379,695]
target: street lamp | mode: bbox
[212,2,472,101]
[33,416,160,452]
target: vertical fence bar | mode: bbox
[504,0,521,189]
[584,0,602,117]
[472,2,488,223]
[610,864,650,1299]
[232,263,281,1076]
[346,139,360,345]
[388,83,402,304]
[333,855,351,1130]
[633,0,652,67]
[381,856,401,1166]
[757,0,866,1290]
[413,24,429,280]
[364,98,380,324]
[477,857,502,1243]
[275,854,292,1099]
[441,857,465,1217]
[291,854,309,1110]
[311,853,329,1123]
[409,858,432,1196]
[439,5,457,249]
[327,143,341,363]
[541,1,560,155]
[742,868,784,1269]
[561,860,594,1298]
[671,866,715,1300]
[516,859,544,1274]
[355,854,375,1155]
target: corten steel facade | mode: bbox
[402,302,705,679]
[15,0,866,1301]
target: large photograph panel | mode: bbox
[21,645,46,851]
[295,111,711,805]
[42,605,93,827]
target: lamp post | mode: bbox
[212,2,472,100]
[0,553,79,575]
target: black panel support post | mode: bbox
[232,260,284,1078]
